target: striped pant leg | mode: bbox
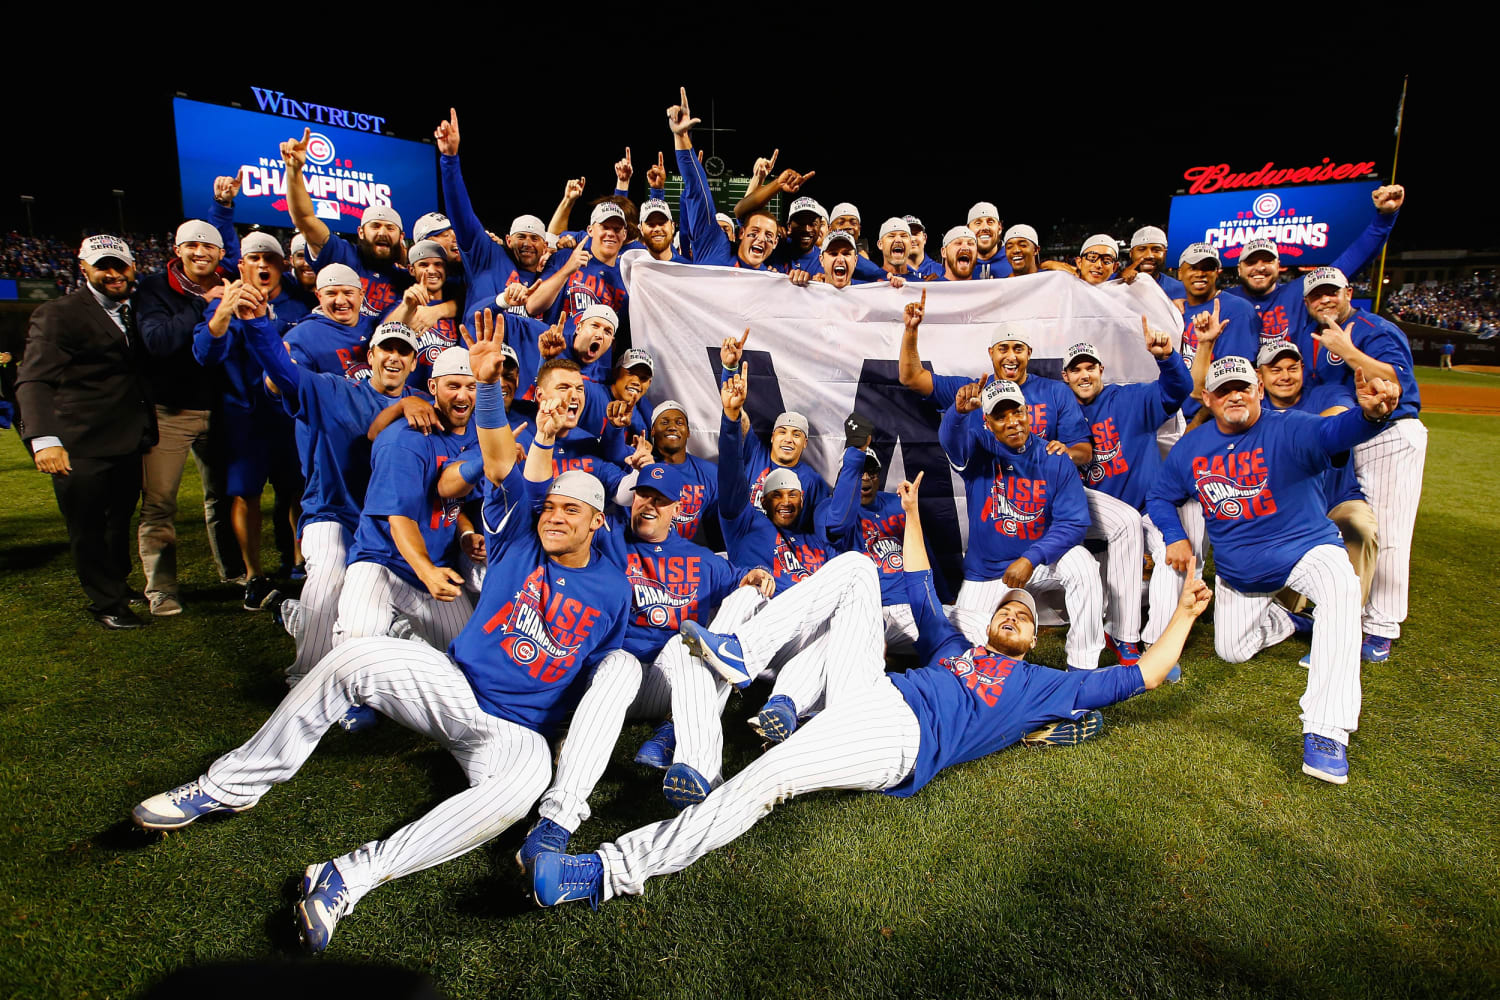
[1211,578,1296,664]
[1141,514,1188,645]
[1180,499,1208,573]
[950,577,1011,646]
[599,674,920,900]
[883,603,919,652]
[288,521,351,683]
[1286,544,1363,741]
[1084,488,1145,643]
[401,582,475,649]
[1029,545,1106,668]
[670,587,764,782]
[330,562,406,647]
[540,649,643,832]
[1354,420,1427,639]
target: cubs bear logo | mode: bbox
[495,568,582,665]
[1194,470,1268,518]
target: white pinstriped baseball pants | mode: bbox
[1141,500,1207,646]
[1353,419,1427,639]
[199,637,552,910]
[1084,488,1145,644]
[599,554,921,899]
[1211,544,1362,741]
[950,545,1105,668]
[332,561,473,650]
[287,521,351,682]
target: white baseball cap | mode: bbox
[316,263,362,290]
[1064,342,1102,368]
[1130,226,1168,248]
[510,215,547,237]
[361,204,403,230]
[1081,234,1119,256]
[968,201,1000,224]
[1241,238,1280,263]
[1303,266,1349,296]
[762,468,802,494]
[1178,242,1220,267]
[576,303,619,330]
[878,217,911,241]
[982,378,1026,415]
[904,215,925,233]
[239,232,284,258]
[1003,224,1040,246]
[775,411,809,434]
[942,225,977,249]
[716,212,737,233]
[830,202,861,222]
[290,233,308,257]
[996,587,1038,622]
[372,322,420,353]
[549,470,606,511]
[1256,339,1302,367]
[651,399,687,428]
[430,347,473,379]
[175,220,223,249]
[641,198,673,221]
[619,348,654,374]
[1205,356,1256,393]
[590,202,626,226]
[991,324,1031,348]
[821,230,856,252]
[406,240,447,266]
[500,343,519,366]
[413,212,452,242]
[79,234,134,266]
[788,197,827,221]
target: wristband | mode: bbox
[475,380,508,428]
[458,458,484,484]
[459,530,477,542]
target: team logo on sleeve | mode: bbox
[982,474,1047,539]
[492,568,583,667]
[1191,450,1277,520]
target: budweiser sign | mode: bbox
[1183,158,1377,195]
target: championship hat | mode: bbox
[904,215,925,234]
[175,220,223,249]
[996,587,1039,622]
[991,324,1031,348]
[1303,266,1349,296]
[549,470,606,511]
[968,201,1000,223]
[1178,242,1220,267]
[1240,237,1280,262]
[942,225,977,249]
[500,342,519,367]
[640,198,672,221]
[1256,339,1302,367]
[1003,223,1040,246]
[762,468,802,495]
[372,322,420,353]
[590,202,626,226]
[576,304,619,330]
[788,197,827,221]
[544,233,559,250]
[1130,225,1168,248]
[510,215,547,237]
[316,263,362,290]
[239,232,284,258]
[1205,356,1257,393]
[633,462,685,500]
[413,212,453,242]
[619,348,654,374]
[830,202,861,222]
[774,411,810,434]
[650,399,687,429]
[430,347,472,379]
[290,233,308,257]
[406,240,447,266]
[878,217,911,241]
[982,378,1026,414]
[79,235,133,266]
[1064,342,1102,368]
[361,204,403,230]
[821,230,856,252]
[1081,234,1119,256]
[715,212,737,235]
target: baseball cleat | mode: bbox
[132,779,252,830]
[662,763,712,811]
[532,851,603,910]
[244,576,281,612]
[516,817,572,875]
[337,705,380,733]
[633,720,676,770]
[1105,634,1142,666]
[297,862,351,952]
[751,694,798,743]
[680,620,752,689]
[1361,635,1391,663]
[1299,652,1312,669]
[1165,664,1182,684]
[1286,610,1314,636]
[1022,710,1105,747]
[1301,734,1350,784]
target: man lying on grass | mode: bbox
[530,471,1213,910]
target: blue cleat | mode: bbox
[1299,652,1311,669]
[297,862,351,952]
[662,762,712,810]
[532,851,603,910]
[1361,635,1391,663]
[680,620,753,689]
[1022,710,1105,747]
[1164,664,1182,684]
[132,779,253,831]
[516,817,571,875]
[338,705,379,732]
[752,694,798,743]
[1302,734,1350,784]
[633,720,676,771]
[1105,634,1142,666]
[1286,610,1314,636]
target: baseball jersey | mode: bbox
[1176,292,1262,419]
[192,302,284,414]
[1144,406,1389,592]
[814,449,933,608]
[1224,210,1398,362]
[515,424,630,501]
[499,312,613,394]
[408,293,462,390]
[1077,354,1193,510]
[641,453,720,544]
[309,233,409,320]
[973,252,1013,280]
[535,233,627,366]
[1309,309,1421,422]
[439,153,543,322]
[1268,384,1364,508]
[771,242,887,282]
[928,372,1089,447]
[451,464,629,735]
[883,568,1144,798]
[284,312,374,380]
[1111,272,1185,298]
[740,434,832,531]
[347,418,477,588]
[717,415,848,593]
[940,406,1090,580]
[674,149,777,271]
[910,256,944,280]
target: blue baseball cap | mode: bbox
[633,463,684,501]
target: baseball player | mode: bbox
[898,291,1093,467]
[1301,267,1424,662]
[130,344,629,952]
[903,216,944,279]
[282,264,373,380]
[926,226,977,282]
[876,218,915,280]
[524,203,629,366]
[1115,226,1185,297]
[1174,244,1262,421]
[1144,355,1403,783]
[412,212,460,268]
[402,240,462,388]
[941,378,1103,669]
[968,202,1012,279]
[530,472,1209,909]
[616,399,720,545]
[1000,224,1042,277]
[668,89,781,272]
[1073,235,1120,285]
[628,197,689,264]
[1059,322,1195,669]
[787,230,902,289]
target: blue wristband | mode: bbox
[459,458,484,484]
[475,381,508,429]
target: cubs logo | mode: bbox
[1325,351,1346,366]
[648,466,667,482]
[866,535,904,574]
[568,285,603,315]
[985,477,1044,535]
[497,569,582,665]
[416,327,458,369]
[1194,470,1268,518]
[628,571,697,629]
[1083,438,1122,485]
[941,650,976,678]
[305,132,336,166]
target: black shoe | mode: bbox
[244,576,282,612]
[93,607,146,630]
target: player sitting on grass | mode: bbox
[529,471,1210,910]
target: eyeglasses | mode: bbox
[1080,252,1117,265]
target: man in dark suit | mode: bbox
[15,236,158,629]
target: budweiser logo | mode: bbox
[1183,159,1377,195]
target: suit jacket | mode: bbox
[14,287,157,458]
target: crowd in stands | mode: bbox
[1387,275,1500,337]
[2,232,171,288]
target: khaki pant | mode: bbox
[138,406,239,597]
[1279,499,1379,613]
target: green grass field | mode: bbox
[2,397,1497,999]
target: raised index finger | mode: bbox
[919,288,927,309]
[768,148,779,171]
[737,327,751,348]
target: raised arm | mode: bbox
[898,290,935,396]
[1329,185,1403,278]
[461,309,520,484]
[1135,572,1213,689]
[525,237,589,317]
[279,128,330,256]
[717,365,751,518]
[548,176,586,236]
